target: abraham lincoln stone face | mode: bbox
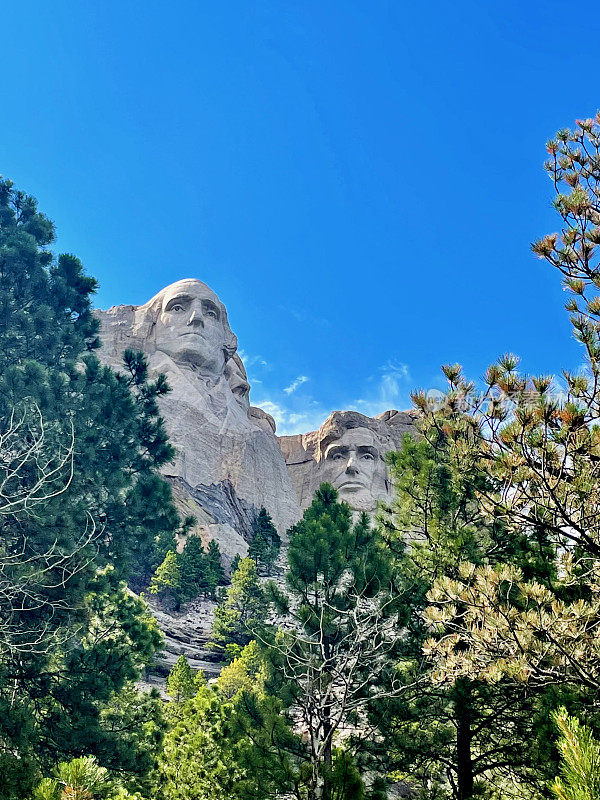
[147,279,237,375]
[318,426,389,510]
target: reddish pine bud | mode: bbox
[576,118,595,132]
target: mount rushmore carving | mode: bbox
[96,279,417,562]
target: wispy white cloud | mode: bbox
[253,400,287,429]
[238,349,270,370]
[349,360,412,418]
[283,375,309,395]
[288,412,309,426]
[253,399,330,437]
[253,360,413,437]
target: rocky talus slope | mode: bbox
[144,596,221,680]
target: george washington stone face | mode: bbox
[145,279,237,375]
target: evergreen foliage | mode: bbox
[210,557,267,661]
[230,553,242,574]
[0,177,180,797]
[374,434,555,798]
[96,679,164,794]
[178,535,209,600]
[151,485,405,800]
[254,483,399,800]
[33,756,110,800]
[416,117,600,697]
[149,537,226,606]
[155,684,247,800]
[12,116,600,800]
[285,482,390,602]
[248,507,281,575]
[551,709,600,800]
[166,656,202,703]
[206,538,227,595]
[150,550,181,597]
[376,116,600,798]
[217,640,269,699]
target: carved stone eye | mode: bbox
[361,453,374,460]
[171,304,184,312]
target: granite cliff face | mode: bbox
[96,280,418,676]
[96,279,419,551]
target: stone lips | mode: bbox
[278,409,419,513]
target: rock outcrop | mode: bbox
[145,596,221,679]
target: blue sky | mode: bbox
[1,1,597,433]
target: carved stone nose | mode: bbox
[188,309,204,327]
[345,458,359,474]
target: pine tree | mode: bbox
[383,118,600,797]
[179,535,208,601]
[230,553,242,574]
[411,118,600,698]
[259,484,399,800]
[166,656,202,703]
[210,557,267,661]
[96,678,165,794]
[33,757,109,800]
[149,551,182,606]
[551,709,600,800]
[217,640,269,699]
[0,177,182,797]
[248,508,281,576]
[155,683,259,800]
[375,432,566,799]
[205,539,226,598]
[156,658,300,800]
